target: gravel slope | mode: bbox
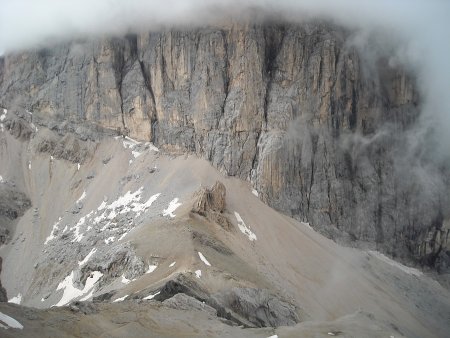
[0,118,449,337]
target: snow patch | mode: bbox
[45,217,62,244]
[78,248,97,266]
[198,252,211,266]
[118,232,128,241]
[234,212,257,241]
[76,191,87,204]
[0,110,7,132]
[0,311,23,330]
[94,188,160,228]
[143,291,160,300]
[146,265,157,274]
[0,176,3,183]
[122,136,140,149]
[123,137,159,157]
[145,142,159,152]
[98,200,107,211]
[55,271,103,307]
[45,188,161,250]
[163,198,182,218]
[133,193,161,217]
[267,335,278,338]
[169,261,176,267]
[113,294,128,303]
[121,275,131,284]
[77,163,80,171]
[252,189,259,197]
[28,161,31,170]
[368,251,422,277]
[71,211,94,243]
[195,270,202,278]
[104,236,115,244]
[8,294,22,305]
[303,222,313,230]
[132,150,142,158]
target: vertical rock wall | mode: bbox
[0,21,448,267]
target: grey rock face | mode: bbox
[30,128,96,164]
[0,257,7,302]
[69,301,98,315]
[139,274,299,328]
[0,186,30,220]
[162,293,217,317]
[0,185,31,245]
[0,20,448,267]
[213,287,299,328]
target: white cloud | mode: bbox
[0,0,448,151]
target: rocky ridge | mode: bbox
[0,114,449,337]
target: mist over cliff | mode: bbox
[1,0,449,144]
[0,1,449,269]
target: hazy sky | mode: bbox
[0,0,449,152]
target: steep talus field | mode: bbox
[0,105,449,337]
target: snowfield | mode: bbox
[55,271,103,307]
[0,311,24,330]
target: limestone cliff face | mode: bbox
[0,21,448,268]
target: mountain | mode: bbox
[0,18,449,337]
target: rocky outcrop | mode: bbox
[162,293,217,317]
[192,181,226,215]
[0,19,448,267]
[30,129,96,164]
[213,288,299,328]
[138,274,299,328]
[0,185,31,245]
[0,186,30,220]
[0,257,7,302]
[79,245,146,288]
[192,181,231,230]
